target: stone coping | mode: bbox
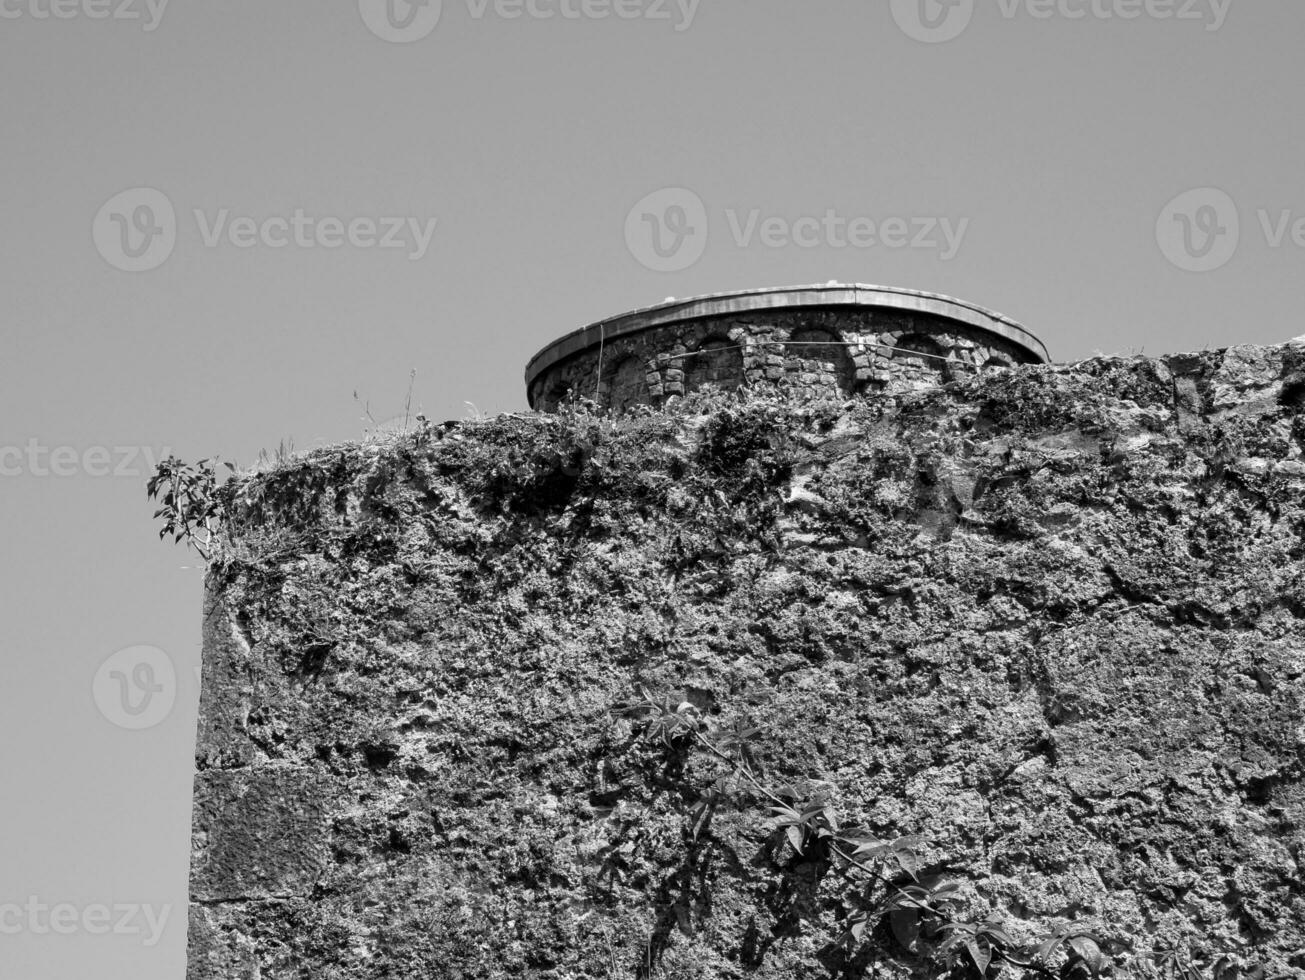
[523,283,1050,391]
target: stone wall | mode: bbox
[529,309,1033,412]
[188,343,1305,980]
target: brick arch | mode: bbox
[684,337,744,394]
[892,330,955,375]
[607,355,649,412]
[984,352,1015,370]
[890,333,952,387]
[894,333,946,366]
[789,328,853,393]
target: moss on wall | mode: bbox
[188,345,1305,979]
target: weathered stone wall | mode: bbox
[189,344,1305,980]
[530,309,1033,411]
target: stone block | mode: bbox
[191,767,330,902]
[195,590,258,769]
[186,905,259,980]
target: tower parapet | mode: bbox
[524,283,1048,411]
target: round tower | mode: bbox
[525,283,1048,412]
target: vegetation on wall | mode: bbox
[169,351,1305,980]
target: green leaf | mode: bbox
[889,908,920,951]
[1036,935,1064,963]
[930,880,963,899]
[984,924,1015,947]
[1067,935,1107,975]
[786,825,804,854]
[854,839,888,859]
[768,805,802,823]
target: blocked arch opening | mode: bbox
[607,356,649,412]
[544,380,572,411]
[684,337,744,394]
[788,328,853,393]
[894,333,946,365]
[892,333,954,383]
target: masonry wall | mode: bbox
[529,309,1033,411]
[189,345,1305,980]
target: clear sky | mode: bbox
[2,2,1303,977]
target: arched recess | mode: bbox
[894,333,946,366]
[984,353,1015,371]
[607,356,649,412]
[789,328,853,393]
[545,380,572,411]
[684,337,744,394]
[893,333,952,382]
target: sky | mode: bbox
[2,2,1303,977]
